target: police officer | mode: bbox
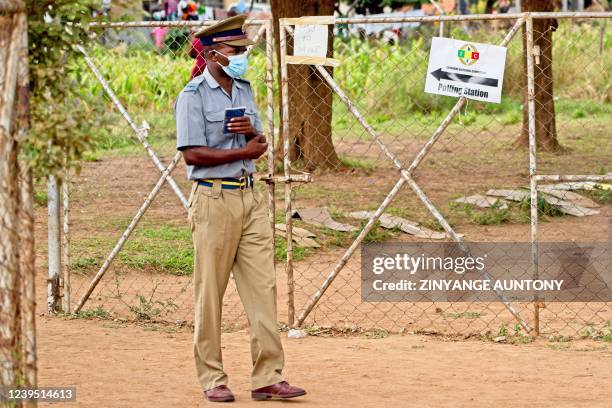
[174,15,306,403]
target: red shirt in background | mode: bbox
[189,37,207,79]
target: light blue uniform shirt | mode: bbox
[174,68,263,179]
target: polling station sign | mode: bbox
[424,37,507,103]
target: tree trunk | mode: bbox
[1,4,33,398]
[0,11,22,394]
[17,7,36,392]
[270,0,340,170]
[517,0,560,151]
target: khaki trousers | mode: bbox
[188,180,284,391]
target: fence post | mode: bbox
[62,171,71,312]
[47,174,62,312]
[265,20,276,247]
[279,21,296,327]
[525,14,540,336]
[20,167,38,400]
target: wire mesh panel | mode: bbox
[279,14,611,339]
[64,20,273,329]
[528,14,611,338]
[58,14,612,340]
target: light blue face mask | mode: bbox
[216,51,249,78]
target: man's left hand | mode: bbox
[227,116,257,138]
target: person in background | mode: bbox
[197,3,207,20]
[164,0,178,21]
[233,0,248,14]
[151,25,169,50]
[186,2,199,20]
[495,0,511,13]
[180,0,199,20]
[178,0,188,15]
[189,33,207,79]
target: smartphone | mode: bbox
[223,106,246,134]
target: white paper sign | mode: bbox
[293,25,328,58]
[424,37,507,103]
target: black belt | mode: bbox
[197,175,254,190]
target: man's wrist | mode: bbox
[245,130,259,140]
[235,146,249,160]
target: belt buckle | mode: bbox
[239,175,250,190]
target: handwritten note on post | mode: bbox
[293,25,328,58]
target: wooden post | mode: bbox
[62,172,71,312]
[0,1,29,398]
[47,175,62,313]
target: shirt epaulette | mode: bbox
[183,75,206,92]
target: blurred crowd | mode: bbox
[145,1,270,80]
[151,0,270,22]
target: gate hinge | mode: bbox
[532,45,541,65]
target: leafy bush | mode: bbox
[163,28,191,54]
[25,0,107,178]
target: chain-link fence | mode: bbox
[527,13,611,337]
[50,13,611,339]
[278,12,611,339]
[52,19,274,330]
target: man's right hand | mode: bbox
[243,134,268,159]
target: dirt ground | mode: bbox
[31,123,611,407]
[36,315,612,407]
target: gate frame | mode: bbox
[278,12,612,333]
[52,13,612,334]
[526,13,612,334]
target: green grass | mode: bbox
[118,247,193,276]
[445,311,482,319]
[69,306,110,319]
[352,220,399,243]
[71,256,101,272]
[33,188,48,206]
[339,155,376,173]
[128,294,164,321]
[365,328,389,339]
[450,202,511,226]
[449,190,571,227]
[274,236,308,262]
[70,223,193,276]
[587,186,612,204]
[519,193,564,218]
[119,225,193,275]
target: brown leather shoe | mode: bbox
[251,381,306,400]
[204,385,235,402]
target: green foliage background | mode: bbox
[24,0,106,178]
[76,22,610,116]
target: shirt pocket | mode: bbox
[244,107,259,131]
[204,110,225,123]
[204,110,226,146]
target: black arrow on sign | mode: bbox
[430,68,498,87]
